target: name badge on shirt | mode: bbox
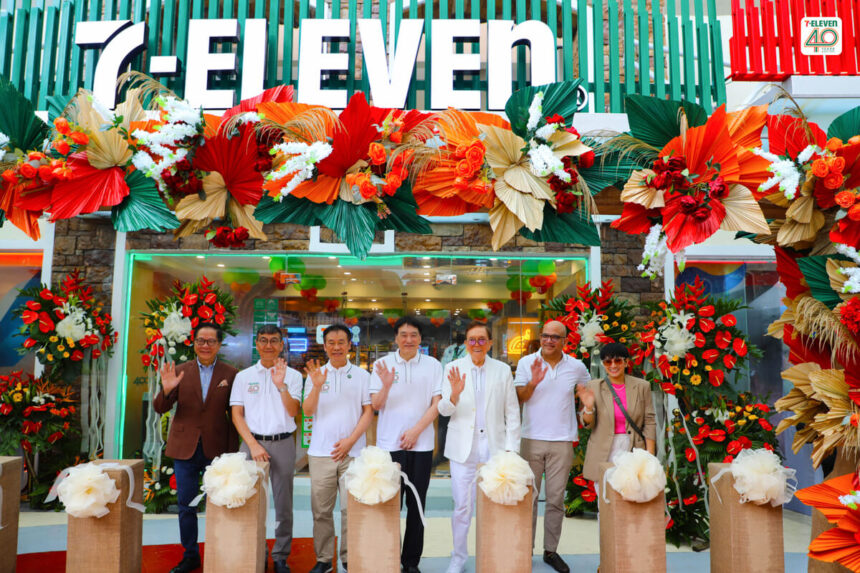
[248,382,260,395]
[321,382,330,393]
[393,371,400,384]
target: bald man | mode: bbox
[515,321,590,573]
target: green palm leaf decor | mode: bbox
[505,79,585,139]
[827,105,860,142]
[797,254,850,310]
[0,76,50,151]
[624,94,708,149]
[111,171,180,232]
[520,204,601,246]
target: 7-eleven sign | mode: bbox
[801,17,843,56]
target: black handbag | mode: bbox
[605,380,647,443]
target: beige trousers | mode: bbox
[308,455,353,564]
[521,438,575,553]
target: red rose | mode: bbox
[53,140,71,155]
[721,314,737,327]
[464,141,486,168]
[824,172,844,190]
[545,113,565,125]
[54,117,71,135]
[708,369,725,387]
[455,159,475,178]
[18,162,37,179]
[367,142,387,166]
[578,150,595,169]
[732,338,748,357]
[685,447,697,462]
[759,419,773,431]
[709,176,729,199]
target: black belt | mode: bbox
[251,431,293,442]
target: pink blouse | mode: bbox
[611,382,627,434]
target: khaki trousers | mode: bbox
[308,455,353,564]
[521,438,575,553]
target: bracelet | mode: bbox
[581,408,594,415]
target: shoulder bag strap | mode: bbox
[605,381,646,443]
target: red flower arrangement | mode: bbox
[12,270,116,382]
[139,276,238,372]
[206,226,251,249]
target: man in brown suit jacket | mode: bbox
[153,322,238,573]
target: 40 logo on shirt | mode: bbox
[801,17,842,55]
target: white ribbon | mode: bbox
[45,462,145,514]
[710,459,797,506]
[190,456,270,509]
[339,466,429,527]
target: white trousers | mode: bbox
[449,430,490,564]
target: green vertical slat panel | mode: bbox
[314,0,322,18]
[422,0,433,108]
[236,0,248,94]
[607,0,620,111]
[222,0,232,19]
[54,1,73,96]
[10,5,29,89]
[282,0,297,86]
[85,0,102,89]
[346,0,356,99]
[576,0,587,91]
[407,0,419,108]
[637,0,648,96]
[175,0,190,92]
[105,0,116,20]
[470,0,479,98]
[119,0,130,19]
[266,0,281,86]
[651,0,664,98]
[359,0,371,95]
[254,0,264,18]
[207,0,218,19]
[190,0,202,19]
[68,0,86,95]
[707,0,725,105]
[147,0,162,80]
[694,0,710,111]
[486,0,495,104]
[135,0,145,21]
[440,0,448,18]
[530,0,539,20]
[23,6,42,103]
[622,0,634,97]
[666,0,681,100]
[592,0,604,112]
[379,0,387,61]
[680,0,695,102]
[546,0,557,81]
[0,11,13,79]
[38,4,59,109]
[237,0,247,31]
[515,0,525,89]
[561,0,572,81]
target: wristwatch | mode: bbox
[277,386,289,393]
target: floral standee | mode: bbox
[13,269,116,459]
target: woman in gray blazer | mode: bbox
[576,343,656,482]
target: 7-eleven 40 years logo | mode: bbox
[801,17,842,56]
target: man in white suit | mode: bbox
[438,321,521,573]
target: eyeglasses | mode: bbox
[194,338,219,347]
[601,357,626,366]
[540,334,564,342]
[467,338,489,346]
[257,337,283,346]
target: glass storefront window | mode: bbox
[675,261,788,401]
[118,251,588,457]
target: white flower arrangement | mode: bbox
[344,446,401,505]
[131,96,203,193]
[57,463,121,518]
[478,451,534,505]
[236,112,261,125]
[578,314,604,353]
[605,448,666,503]
[0,131,9,150]
[638,224,669,279]
[720,449,796,507]
[835,243,860,294]
[656,310,697,359]
[839,490,860,509]
[535,122,559,141]
[56,305,91,342]
[528,140,570,182]
[526,91,544,132]
[161,303,192,347]
[752,145,819,201]
[266,141,333,199]
[201,452,264,508]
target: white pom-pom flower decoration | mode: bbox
[723,448,796,507]
[201,452,264,508]
[605,448,666,503]
[57,463,121,518]
[345,446,401,505]
[477,451,534,505]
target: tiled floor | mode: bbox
[19,476,813,571]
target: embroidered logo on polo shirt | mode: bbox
[248,382,260,394]
[321,383,330,393]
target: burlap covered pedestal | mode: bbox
[203,461,269,573]
[598,462,666,573]
[475,485,533,573]
[708,462,783,573]
[346,491,401,573]
[66,459,144,573]
[0,457,22,573]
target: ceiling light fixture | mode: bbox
[216,263,225,267]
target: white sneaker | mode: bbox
[445,558,466,573]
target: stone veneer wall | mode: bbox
[51,218,662,313]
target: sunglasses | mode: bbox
[601,357,626,366]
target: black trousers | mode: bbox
[390,449,433,568]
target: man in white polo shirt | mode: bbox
[516,320,590,573]
[370,316,442,573]
[303,324,373,573]
[230,325,302,573]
